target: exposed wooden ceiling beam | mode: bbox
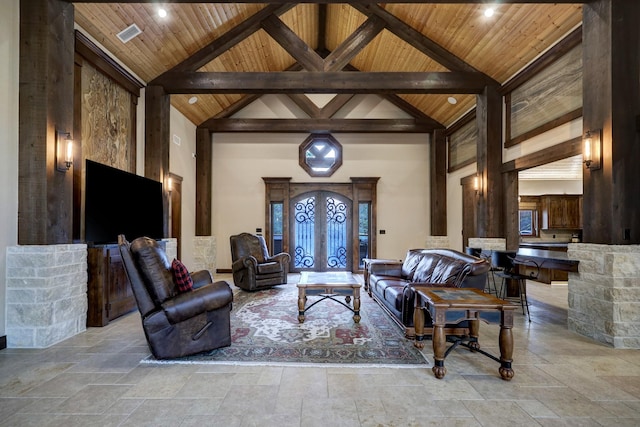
[261,14,325,71]
[153,71,496,94]
[323,15,386,71]
[202,118,439,133]
[68,1,590,4]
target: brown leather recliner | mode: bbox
[118,235,233,359]
[230,232,290,291]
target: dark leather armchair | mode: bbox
[230,232,291,291]
[118,235,233,359]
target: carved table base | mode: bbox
[412,286,516,381]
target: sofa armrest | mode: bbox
[232,256,258,273]
[266,252,291,265]
[161,281,233,324]
[190,270,214,289]
[369,261,403,277]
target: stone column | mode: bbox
[192,236,217,274]
[6,244,88,348]
[567,243,640,348]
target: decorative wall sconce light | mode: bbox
[473,174,481,194]
[167,176,173,193]
[56,131,74,172]
[583,129,602,170]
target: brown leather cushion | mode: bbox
[430,259,470,287]
[412,254,441,283]
[401,251,423,281]
[257,261,282,275]
[131,237,176,305]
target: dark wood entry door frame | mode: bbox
[263,177,379,273]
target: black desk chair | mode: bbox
[492,251,537,322]
[466,247,501,297]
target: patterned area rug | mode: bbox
[142,281,428,367]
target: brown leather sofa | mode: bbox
[118,235,234,359]
[230,232,290,291]
[367,248,490,338]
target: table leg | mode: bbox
[353,287,361,323]
[413,298,426,350]
[468,318,480,351]
[432,324,447,379]
[498,310,514,380]
[297,287,306,323]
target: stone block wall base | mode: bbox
[468,238,506,251]
[567,243,640,349]
[424,236,450,249]
[193,236,217,276]
[6,244,88,348]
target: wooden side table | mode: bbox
[412,286,516,380]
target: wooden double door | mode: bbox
[263,177,379,273]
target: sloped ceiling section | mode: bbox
[72,2,583,129]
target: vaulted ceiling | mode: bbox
[72,1,583,130]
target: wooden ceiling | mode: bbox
[72,1,583,129]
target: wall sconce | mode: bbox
[167,176,173,193]
[583,129,602,170]
[473,174,481,194]
[56,131,73,172]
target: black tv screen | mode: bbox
[85,159,164,245]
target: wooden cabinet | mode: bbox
[541,195,582,229]
[86,244,137,327]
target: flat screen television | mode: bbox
[85,159,164,245]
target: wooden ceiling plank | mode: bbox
[154,71,496,94]
[354,3,482,74]
[153,3,295,78]
[204,118,437,133]
[261,14,324,71]
[323,15,386,71]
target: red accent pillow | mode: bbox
[171,259,193,292]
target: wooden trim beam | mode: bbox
[153,71,495,94]
[501,136,582,172]
[203,118,437,133]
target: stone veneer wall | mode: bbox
[468,238,506,251]
[567,243,640,349]
[424,236,450,249]
[6,244,88,348]
[192,236,217,274]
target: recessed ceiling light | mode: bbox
[188,96,198,105]
[447,96,458,105]
[484,7,495,18]
[158,8,167,18]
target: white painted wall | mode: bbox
[0,0,19,338]
[169,105,197,269]
[212,132,431,269]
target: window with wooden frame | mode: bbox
[518,196,540,237]
[504,29,582,148]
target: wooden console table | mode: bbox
[413,286,517,380]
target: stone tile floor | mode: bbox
[1,275,639,426]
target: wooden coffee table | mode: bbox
[297,271,361,323]
[412,286,517,380]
